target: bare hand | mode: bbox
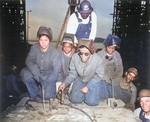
[59,82,66,91]
[81,86,88,93]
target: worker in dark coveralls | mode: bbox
[56,33,75,92]
[20,26,61,101]
[59,39,108,106]
[97,34,123,99]
[120,68,138,110]
[66,0,97,45]
[134,89,150,122]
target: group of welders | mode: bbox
[20,1,150,122]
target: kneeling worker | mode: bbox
[59,39,108,106]
[20,26,61,101]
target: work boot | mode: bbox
[29,95,42,102]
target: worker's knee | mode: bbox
[85,99,99,106]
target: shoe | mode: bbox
[29,95,42,103]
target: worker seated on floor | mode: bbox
[59,39,108,106]
[120,68,138,110]
[56,33,75,96]
[20,26,61,102]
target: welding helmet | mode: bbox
[62,33,74,45]
[103,34,121,48]
[137,89,150,100]
[37,26,53,41]
[77,39,94,54]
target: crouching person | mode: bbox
[20,26,61,101]
[56,33,74,96]
[98,34,123,99]
[59,39,108,106]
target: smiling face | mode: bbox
[62,42,72,54]
[106,45,116,55]
[39,35,50,52]
[78,47,91,62]
[125,72,136,83]
[140,97,150,113]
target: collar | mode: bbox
[64,52,72,57]
[40,44,50,53]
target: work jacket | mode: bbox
[63,53,104,88]
[25,43,61,83]
[98,48,123,86]
[57,50,72,82]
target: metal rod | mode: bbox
[42,84,45,111]
[111,78,114,98]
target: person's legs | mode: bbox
[70,78,86,104]
[106,83,113,98]
[85,81,108,106]
[20,67,40,98]
[98,81,109,99]
[43,80,56,100]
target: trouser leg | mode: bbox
[106,82,121,99]
[70,78,86,104]
[106,83,113,98]
[20,67,39,97]
[85,81,108,106]
[43,80,56,100]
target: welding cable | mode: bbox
[56,88,96,122]
[62,103,96,122]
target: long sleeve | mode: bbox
[130,84,137,105]
[63,55,78,86]
[43,53,61,87]
[25,46,40,82]
[66,13,79,44]
[111,51,123,86]
[89,12,97,41]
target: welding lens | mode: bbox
[78,52,89,56]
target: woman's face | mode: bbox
[106,45,116,55]
[63,42,72,54]
[39,35,50,51]
[78,47,91,62]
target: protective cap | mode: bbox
[137,89,150,100]
[77,39,94,54]
[77,0,93,14]
[62,33,74,45]
[127,67,138,77]
[103,34,121,48]
[37,26,53,41]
